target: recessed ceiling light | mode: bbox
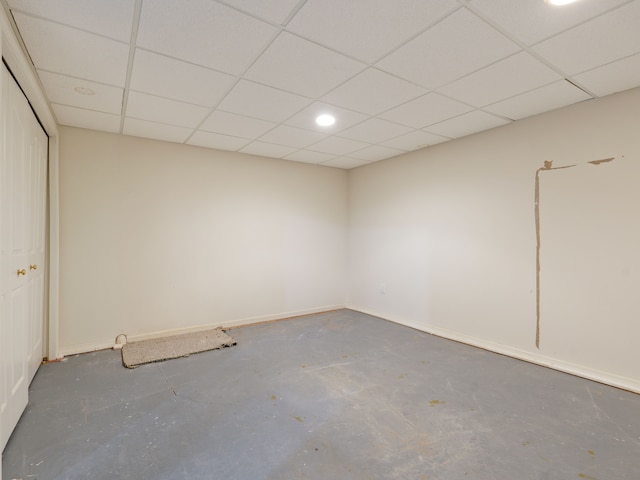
[545,0,578,5]
[74,86,95,96]
[315,114,335,127]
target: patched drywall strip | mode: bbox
[534,157,615,349]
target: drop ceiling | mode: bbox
[4,0,640,169]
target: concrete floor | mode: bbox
[3,309,640,479]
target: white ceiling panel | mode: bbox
[379,93,474,128]
[258,125,326,148]
[287,0,459,63]
[438,52,561,107]
[485,80,592,120]
[136,0,277,74]
[239,141,297,158]
[124,118,193,143]
[380,130,450,151]
[52,104,121,133]
[532,1,640,76]
[425,111,510,139]
[187,131,251,151]
[12,13,129,86]
[9,0,640,169]
[339,118,412,144]
[307,137,370,156]
[126,91,210,128]
[377,8,520,89]
[284,150,337,164]
[217,80,312,123]
[200,110,277,138]
[348,145,405,162]
[218,0,301,25]
[574,53,640,97]
[38,70,123,115]
[322,157,370,169]
[245,32,365,98]
[130,49,236,107]
[469,0,630,46]
[200,110,278,139]
[8,0,135,42]
[322,68,426,115]
[283,102,368,133]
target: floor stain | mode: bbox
[429,400,445,407]
[578,474,597,480]
[398,374,406,379]
[587,450,595,457]
[292,415,305,423]
[271,395,277,401]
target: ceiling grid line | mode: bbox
[118,0,144,134]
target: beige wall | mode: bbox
[348,87,640,392]
[58,88,640,392]
[58,127,348,354]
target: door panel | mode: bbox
[1,64,47,451]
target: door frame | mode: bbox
[1,8,60,360]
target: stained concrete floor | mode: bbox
[3,310,640,480]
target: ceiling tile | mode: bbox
[322,68,426,115]
[217,80,312,123]
[307,136,370,156]
[284,150,337,164]
[425,110,510,138]
[136,0,277,74]
[8,0,135,42]
[12,13,129,86]
[38,70,123,115]
[52,104,121,132]
[532,1,640,76]
[379,92,473,128]
[218,0,301,24]
[258,125,326,148]
[130,49,236,107]
[200,110,277,138]
[187,131,251,151]
[376,8,520,89]
[239,141,298,158]
[123,118,192,143]
[469,0,630,45]
[348,145,405,162]
[283,102,369,133]
[339,118,412,143]
[126,92,210,128]
[438,52,561,107]
[287,0,459,63]
[485,80,592,120]
[244,32,365,98]
[380,130,450,151]
[573,53,640,97]
[321,157,370,169]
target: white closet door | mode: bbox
[1,64,47,452]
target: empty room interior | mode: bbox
[1,0,640,478]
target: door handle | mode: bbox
[17,269,26,276]
[30,264,37,270]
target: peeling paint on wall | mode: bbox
[534,157,615,349]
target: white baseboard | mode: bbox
[57,304,345,357]
[348,305,640,395]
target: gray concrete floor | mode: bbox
[3,309,640,479]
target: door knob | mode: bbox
[30,264,37,270]
[17,269,26,276]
